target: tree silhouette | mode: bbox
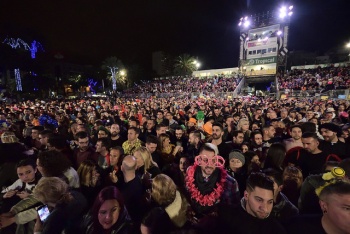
[173,54,197,75]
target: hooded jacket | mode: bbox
[271,192,299,222]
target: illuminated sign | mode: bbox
[245,56,277,65]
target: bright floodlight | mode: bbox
[244,20,250,27]
[239,16,250,28]
[279,12,287,18]
[279,5,293,19]
[346,42,350,48]
[277,30,282,36]
[192,60,200,69]
[120,70,126,76]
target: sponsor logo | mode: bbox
[246,56,276,65]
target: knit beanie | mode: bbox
[229,151,245,166]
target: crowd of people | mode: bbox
[278,65,350,93]
[0,79,349,233]
[123,75,242,96]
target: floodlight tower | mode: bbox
[238,16,252,73]
[276,5,293,76]
[237,4,293,96]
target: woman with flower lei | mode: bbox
[185,143,240,232]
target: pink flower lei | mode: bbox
[186,164,227,207]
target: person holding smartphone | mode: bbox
[33,177,87,234]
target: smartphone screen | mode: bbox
[37,205,50,222]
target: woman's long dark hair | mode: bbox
[264,143,286,171]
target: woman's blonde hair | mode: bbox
[77,160,97,187]
[134,146,156,173]
[237,119,249,131]
[1,131,19,143]
[158,133,170,151]
[33,177,72,205]
[151,174,176,206]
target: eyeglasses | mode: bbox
[194,155,225,167]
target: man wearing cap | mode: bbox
[319,123,349,160]
[187,117,198,134]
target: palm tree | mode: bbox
[173,54,197,75]
[101,57,123,91]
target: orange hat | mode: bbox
[188,118,197,124]
[202,121,213,135]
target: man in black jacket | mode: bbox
[220,172,287,234]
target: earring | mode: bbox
[323,210,327,214]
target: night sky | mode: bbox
[1,0,349,74]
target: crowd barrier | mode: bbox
[279,89,350,100]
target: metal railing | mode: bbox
[279,89,349,99]
[119,92,191,99]
[244,69,276,77]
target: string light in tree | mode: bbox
[107,66,118,91]
[3,37,44,59]
[88,78,98,93]
[30,40,44,58]
[14,68,22,91]
[3,37,30,50]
